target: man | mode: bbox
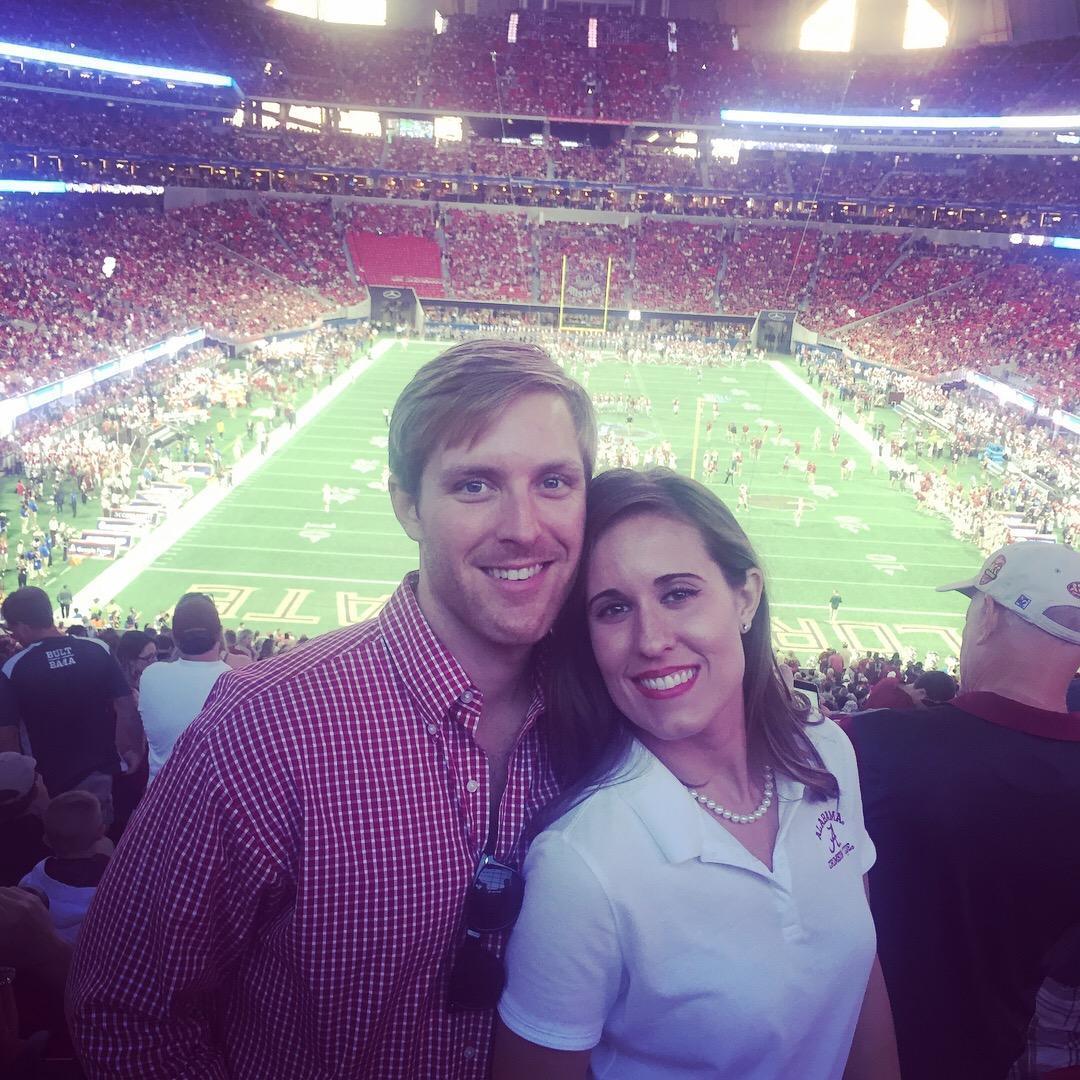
[68,340,596,1078]
[844,542,1080,1080]
[0,587,141,826]
[137,594,232,785]
[56,585,72,621]
[223,628,255,670]
[828,588,843,622]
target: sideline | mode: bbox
[68,338,402,616]
[767,359,878,459]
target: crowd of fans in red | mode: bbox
[3,90,1080,223]
[0,201,356,397]
[2,197,1075,406]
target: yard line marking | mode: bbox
[759,553,974,570]
[768,575,959,589]
[171,543,417,560]
[184,522,409,537]
[771,602,965,618]
[208,500,396,512]
[138,567,402,585]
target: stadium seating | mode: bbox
[444,209,532,302]
[346,231,445,297]
[536,222,631,307]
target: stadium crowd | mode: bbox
[4,88,1080,232]
[1,189,1076,407]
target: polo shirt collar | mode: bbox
[378,573,473,727]
[952,691,1080,741]
[613,741,783,876]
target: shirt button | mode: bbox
[465,779,480,793]
[460,690,474,704]
[426,723,438,735]
[463,1047,476,1060]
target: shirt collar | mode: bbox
[378,573,474,727]
[952,691,1080,741]
[612,741,784,873]
[377,573,545,736]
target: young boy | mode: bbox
[19,791,111,945]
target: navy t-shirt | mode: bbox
[845,694,1080,1080]
[0,635,131,794]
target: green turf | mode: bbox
[84,341,978,664]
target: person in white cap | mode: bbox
[843,540,1080,1080]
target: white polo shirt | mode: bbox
[138,658,231,783]
[499,719,876,1080]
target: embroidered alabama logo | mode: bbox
[816,809,855,870]
[1068,581,1080,600]
[980,553,1006,587]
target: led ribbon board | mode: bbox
[0,180,165,195]
[0,41,235,88]
[721,108,1080,132]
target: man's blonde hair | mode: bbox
[388,339,597,494]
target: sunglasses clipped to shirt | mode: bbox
[447,853,525,1010]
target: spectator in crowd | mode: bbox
[137,593,231,785]
[0,588,141,826]
[0,884,73,1071]
[19,790,110,946]
[223,627,255,671]
[67,340,596,1078]
[912,669,957,704]
[0,751,47,886]
[844,541,1080,1080]
[493,468,897,1078]
[114,631,157,704]
[112,630,157,832]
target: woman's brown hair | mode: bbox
[538,467,838,831]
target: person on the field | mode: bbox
[829,589,843,623]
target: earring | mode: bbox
[740,622,752,634]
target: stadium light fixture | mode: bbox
[0,41,235,88]
[799,0,856,52]
[903,0,949,49]
[721,108,1080,131]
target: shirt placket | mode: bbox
[445,689,494,858]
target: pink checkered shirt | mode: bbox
[68,574,558,1079]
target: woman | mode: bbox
[111,631,156,838]
[114,631,157,705]
[493,469,898,1080]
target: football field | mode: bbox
[103,340,976,664]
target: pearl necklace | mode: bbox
[687,766,775,825]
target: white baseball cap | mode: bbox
[0,752,37,803]
[937,541,1080,646]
